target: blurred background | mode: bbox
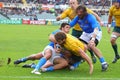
[0,0,115,26]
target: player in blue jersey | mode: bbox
[69,5,108,71]
[31,43,69,75]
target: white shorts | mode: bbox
[79,31,102,43]
[41,45,61,64]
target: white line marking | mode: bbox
[0,76,120,80]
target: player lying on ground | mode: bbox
[30,43,68,75]
[50,31,93,74]
[14,23,70,65]
[14,23,84,70]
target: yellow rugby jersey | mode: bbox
[60,8,94,31]
[109,5,120,27]
[63,34,85,56]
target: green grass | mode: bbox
[0,24,120,80]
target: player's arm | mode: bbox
[92,12,103,26]
[49,30,61,43]
[107,6,113,34]
[87,8,103,26]
[78,48,93,74]
[107,15,112,34]
[49,34,57,43]
[69,16,79,27]
[56,9,69,21]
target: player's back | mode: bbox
[63,34,85,56]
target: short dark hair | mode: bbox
[76,5,87,13]
[54,32,66,42]
[60,23,69,30]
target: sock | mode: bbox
[31,64,36,69]
[88,49,94,57]
[99,57,105,63]
[72,61,81,68]
[35,57,47,70]
[46,66,54,71]
[112,44,118,57]
[21,57,27,62]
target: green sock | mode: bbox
[88,49,94,57]
[112,44,118,57]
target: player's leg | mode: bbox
[22,61,53,68]
[110,30,120,63]
[69,54,84,70]
[79,32,97,63]
[60,49,82,70]
[81,31,108,71]
[88,39,108,71]
[14,52,43,64]
[41,57,68,72]
[88,49,97,64]
[31,46,53,74]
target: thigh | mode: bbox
[111,27,120,38]
[34,52,43,59]
[42,46,54,60]
[53,57,67,64]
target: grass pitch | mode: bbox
[0,24,120,80]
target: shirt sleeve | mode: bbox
[69,16,79,27]
[87,8,94,14]
[51,30,61,34]
[88,14,98,29]
[60,9,69,19]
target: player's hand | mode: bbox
[99,21,104,27]
[107,27,111,34]
[56,16,61,21]
[107,24,111,34]
[89,64,93,75]
[88,39,95,48]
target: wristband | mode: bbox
[91,38,95,41]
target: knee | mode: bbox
[63,60,69,67]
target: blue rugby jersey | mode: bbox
[69,14,101,33]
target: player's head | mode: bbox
[55,44,62,53]
[114,0,120,8]
[54,32,66,45]
[76,5,87,19]
[60,23,70,33]
[69,0,78,9]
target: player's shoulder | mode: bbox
[64,7,72,12]
[52,29,61,34]
[110,5,116,10]
[87,13,95,18]
[86,14,96,21]
[86,8,90,11]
